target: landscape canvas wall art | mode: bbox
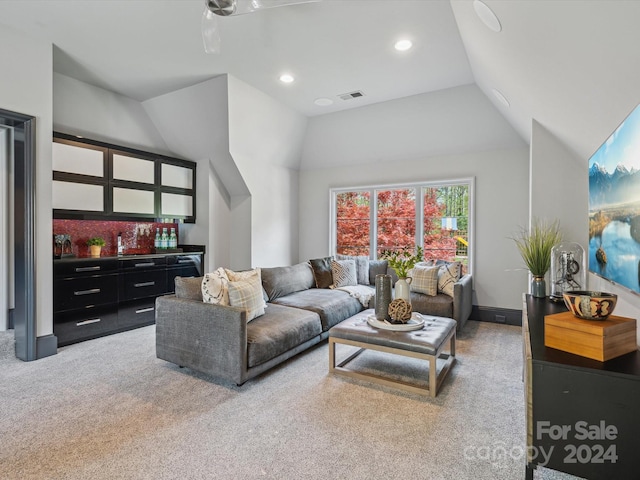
[589,103,640,295]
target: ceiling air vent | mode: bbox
[338,90,365,101]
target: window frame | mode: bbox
[330,177,475,275]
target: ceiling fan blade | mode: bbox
[202,8,221,54]
[225,0,321,16]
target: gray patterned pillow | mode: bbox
[227,274,265,321]
[336,254,370,285]
[409,264,439,296]
[437,262,461,297]
[331,259,357,288]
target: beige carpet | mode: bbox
[0,321,581,479]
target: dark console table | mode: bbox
[523,295,640,479]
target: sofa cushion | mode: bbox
[368,260,388,285]
[225,267,261,282]
[271,288,363,331]
[228,274,265,321]
[261,262,315,302]
[202,267,229,305]
[247,304,322,368]
[331,259,357,288]
[175,276,204,301]
[410,264,440,296]
[410,292,454,318]
[309,256,334,289]
[435,261,462,297]
[336,254,370,285]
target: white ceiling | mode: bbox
[0,0,639,162]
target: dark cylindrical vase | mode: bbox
[531,276,546,298]
[375,274,392,321]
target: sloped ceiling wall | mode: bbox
[451,0,640,163]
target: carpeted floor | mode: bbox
[0,322,581,479]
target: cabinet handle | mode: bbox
[134,262,156,268]
[177,259,193,264]
[77,318,101,326]
[134,281,155,288]
[74,288,101,296]
[75,266,101,272]
[135,307,154,314]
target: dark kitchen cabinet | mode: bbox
[53,251,203,346]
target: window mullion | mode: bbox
[371,188,376,259]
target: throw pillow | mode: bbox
[225,268,267,308]
[227,274,265,321]
[331,259,357,288]
[336,254,370,285]
[261,262,315,301]
[409,264,440,296]
[201,267,230,305]
[309,257,334,289]
[437,261,461,297]
[368,260,388,285]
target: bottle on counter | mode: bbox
[154,228,161,249]
[169,228,177,249]
[160,228,168,249]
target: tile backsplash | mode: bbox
[53,219,178,257]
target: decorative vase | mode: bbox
[89,245,102,257]
[394,277,412,304]
[531,275,546,298]
[375,274,392,321]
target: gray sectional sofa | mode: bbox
[155,259,472,385]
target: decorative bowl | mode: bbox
[562,290,618,320]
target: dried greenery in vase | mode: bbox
[512,219,562,277]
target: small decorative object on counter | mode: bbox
[154,228,161,249]
[374,274,392,321]
[550,242,585,302]
[86,237,106,257]
[388,298,412,324]
[160,228,168,249]
[169,228,178,249]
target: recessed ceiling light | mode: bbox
[473,0,502,33]
[492,88,510,107]
[279,73,295,84]
[314,98,333,106]
[394,39,413,51]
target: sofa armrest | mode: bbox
[155,294,248,385]
[452,274,473,331]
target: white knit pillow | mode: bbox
[227,274,265,321]
[409,264,440,296]
[331,259,357,288]
[201,267,230,305]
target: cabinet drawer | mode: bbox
[54,258,118,277]
[54,306,118,346]
[119,270,168,300]
[119,256,166,270]
[54,274,118,312]
[118,299,156,329]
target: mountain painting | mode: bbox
[589,103,640,295]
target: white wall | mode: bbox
[299,147,529,310]
[54,73,171,155]
[0,25,53,338]
[227,76,307,267]
[142,76,238,271]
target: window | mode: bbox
[331,179,474,275]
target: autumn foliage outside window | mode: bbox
[335,182,470,274]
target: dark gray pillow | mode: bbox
[175,276,204,301]
[261,262,315,302]
[368,260,388,285]
[309,256,334,288]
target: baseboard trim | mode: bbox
[471,305,522,326]
[36,334,58,359]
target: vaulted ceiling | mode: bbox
[0,0,638,162]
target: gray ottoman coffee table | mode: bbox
[328,309,456,397]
